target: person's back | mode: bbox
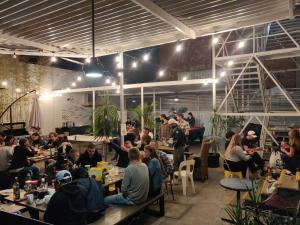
[122,163,149,204]
[44,171,87,225]
[147,158,163,197]
[10,145,34,169]
[0,146,13,171]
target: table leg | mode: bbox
[236,191,241,207]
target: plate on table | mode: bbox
[0,189,13,196]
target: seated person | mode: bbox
[78,143,102,167]
[104,148,149,205]
[44,132,61,149]
[57,135,72,156]
[44,170,87,225]
[104,138,133,168]
[30,132,46,148]
[10,138,39,187]
[72,167,105,223]
[224,134,258,178]
[150,141,173,177]
[187,112,195,127]
[46,155,70,183]
[0,132,6,146]
[143,145,164,197]
[0,136,15,189]
[225,131,235,150]
[68,149,80,169]
[242,130,266,173]
[140,134,152,151]
[140,127,154,139]
[281,129,300,173]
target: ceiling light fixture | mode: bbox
[158,70,164,77]
[84,0,104,78]
[227,60,234,66]
[71,82,76,87]
[220,71,226,77]
[51,56,57,62]
[77,76,82,81]
[212,37,219,44]
[175,43,182,52]
[132,61,137,68]
[85,58,91,63]
[1,81,7,86]
[16,88,21,93]
[238,41,245,48]
[143,53,149,62]
[105,78,111,84]
[182,76,187,81]
[12,52,17,59]
[174,96,179,102]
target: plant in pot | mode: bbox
[131,103,155,132]
[93,95,119,161]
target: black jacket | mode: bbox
[171,125,186,147]
[44,182,87,225]
[10,146,35,169]
[108,142,129,168]
[78,151,102,167]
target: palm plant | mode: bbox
[131,103,155,132]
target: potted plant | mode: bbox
[131,103,155,132]
[93,95,119,160]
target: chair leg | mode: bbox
[190,176,196,194]
[170,180,175,200]
[182,178,187,196]
[165,182,169,195]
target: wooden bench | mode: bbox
[92,192,165,225]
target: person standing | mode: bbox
[159,114,171,140]
[44,170,87,225]
[169,119,186,170]
[187,112,196,127]
[176,113,190,136]
[104,148,149,205]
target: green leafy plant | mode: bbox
[225,116,245,133]
[131,103,155,132]
[93,95,119,138]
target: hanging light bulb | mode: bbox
[71,82,76,87]
[212,37,219,45]
[203,82,208,86]
[51,56,57,62]
[132,99,136,103]
[227,60,234,66]
[220,71,226,77]
[238,41,245,48]
[174,96,179,102]
[118,72,122,76]
[112,82,116,86]
[1,81,7,86]
[85,58,91,63]
[16,88,21,93]
[132,61,137,68]
[182,76,187,81]
[116,89,120,94]
[115,55,120,62]
[158,70,164,77]
[77,76,82,81]
[105,78,111,84]
[12,52,17,59]
[143,53,149,62]
[175,43,182,52]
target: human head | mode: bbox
[160,114,168,122]
[31,132,41,141]
[19,138,29,147]
[227,134,242,152]
[168,118,178,128]
[143,127,150,135]
[149,141,159,150]
[246,130,257,140]
[55,170,72,190]
[128,147,140,161]
[144,145,158,159]
[176,113,184,121]
[5,136,16,146]
[142,134,152,145]
[289,129,300,146]
[72,167,89,180]
[0,132,6,142]
[87,143,96,156]
[225,131,235,141]
[69,149,80,162]
[124,140,133,150]
[188,112,193,117]
[48,132,58,142]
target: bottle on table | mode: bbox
[13,177,20,200]
[24,173,32,193]
[40,177,47,191]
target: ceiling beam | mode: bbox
[130,0,196,39]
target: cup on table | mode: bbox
[44,195,51,204]
[26,194,34,205]
[85,165,91,172]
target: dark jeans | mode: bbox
[173,145,185,171]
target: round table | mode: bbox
[219,178,257,206]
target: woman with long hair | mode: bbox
[281,129,300,173]
[224,134,258,178]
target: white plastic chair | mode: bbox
[174,159,196,196]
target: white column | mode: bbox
[119,52,125,145]
[153,92,156,138]
[141,86,144,129]
[92,90,95,134]
[212,35,216,110]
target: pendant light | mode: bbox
[84,0,103,78]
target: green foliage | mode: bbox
[93,95,119,138]
[131,103,155,132]
[225,116,245,132]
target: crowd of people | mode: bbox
[224,125,300,178]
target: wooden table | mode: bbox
[158,145,194,159]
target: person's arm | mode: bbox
[121,168,131,195]
[26,147,35,157]
[235,146,251,161]
[44,194,60,224]
[108,141,123,154]
[282,145,295,157]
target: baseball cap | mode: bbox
[247,130,257,138]
[168,119,178,125]
[56,170,72,184]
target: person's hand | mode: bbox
[103,138,110,144]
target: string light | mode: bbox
[117,62,121,69]
[203,82,208,86]
[105,78,111,84]
[118,72,122,76]
[132,99,136,103]
[12,52,17,59]
[16,88,21,93]
[143,53,149,62]
[116,89,120,93]
[112,82,116,86]
[212,37,219,45]
[175,43,182,52]
[77,76,82,81]
[51,56,57,62]
[71,82,76,87]
[85,58,91,63]
[66,88,70,91]
[158,70,164,77]
[238,41,245,48]
[174,97,179,102]
[182,76,187,81]
[132,61,137,68]
[1,81,7,86]
[220,71,226,77]
[115,55,121,62]
[227,60,234,66]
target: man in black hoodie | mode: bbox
[44,170,87,225]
